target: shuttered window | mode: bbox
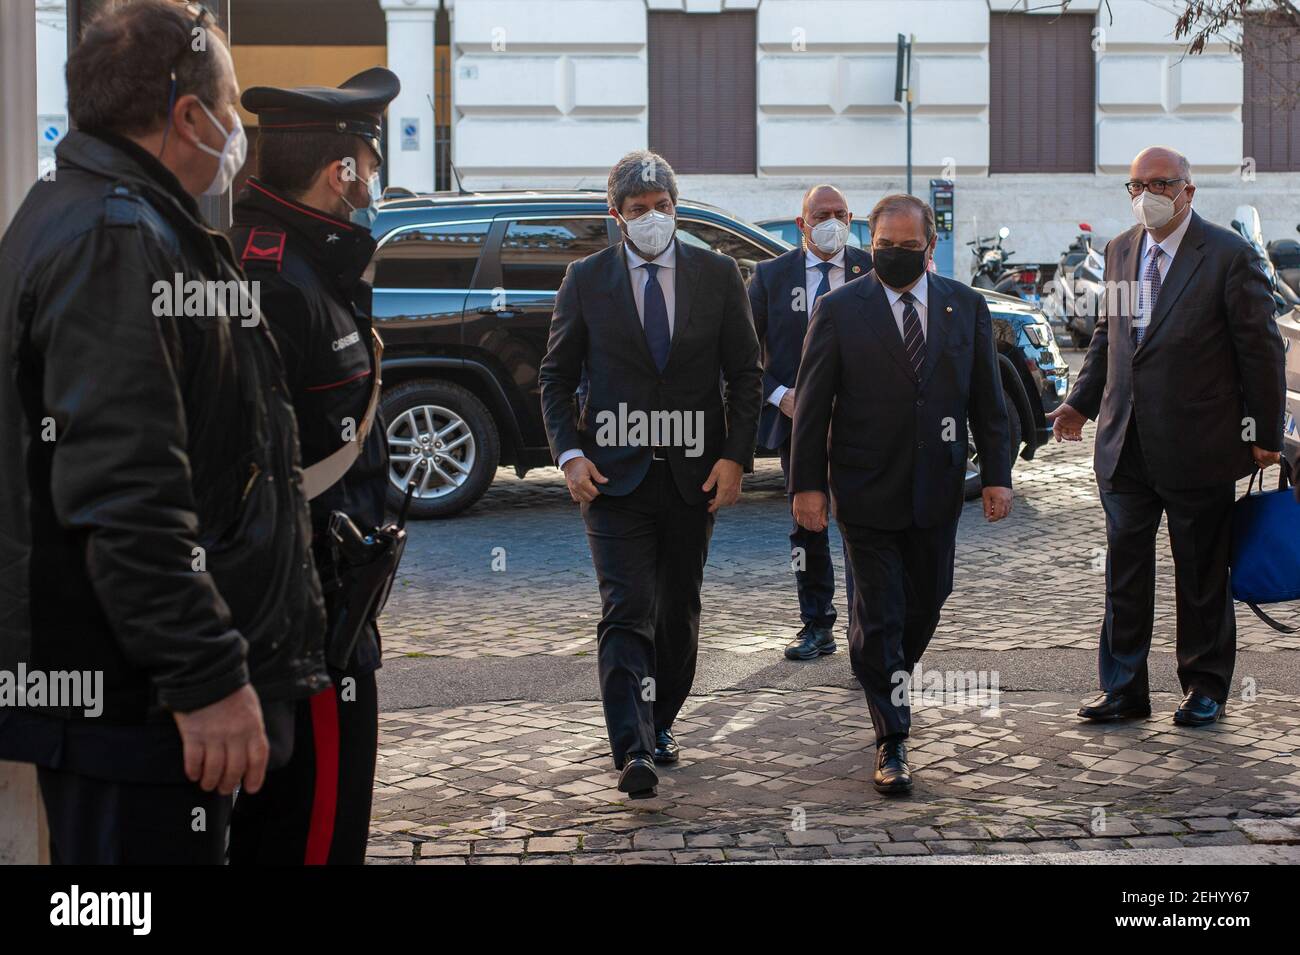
[1243,14,1300,172]
[648,11,756,175]
[989,13,1095,173]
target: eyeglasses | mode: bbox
[1124,178,1185,198]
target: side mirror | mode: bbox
[998,226,1010,240]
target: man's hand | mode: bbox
[172,684,268,796]
[703,458,743,513]
[982,486,1013,522]
[1045,403,1087,442]
[1252,445,1282,469]
[562,455,608,503]
[778,389,796,419]
[793,490,828,532]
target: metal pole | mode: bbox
[905,35,913,196]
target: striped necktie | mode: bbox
[1134,245,1163,347]
[901,290,925,378]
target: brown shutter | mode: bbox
[1243,14,1300,173]
[989,13,1095,173]
[648,11,756,175]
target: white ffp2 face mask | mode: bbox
[808,217,849,255]
[194,101,247,196]
[1131,186,1185,230]
[624,210,675,258]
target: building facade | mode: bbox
[33,0,1300,264]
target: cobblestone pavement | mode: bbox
[369,690,1300,864]
[381,423,1300,660]
[370,351,1300,863]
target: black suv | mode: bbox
[366,191,1070,518]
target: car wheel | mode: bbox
[381,379,500,519]
[964,383,1023,500]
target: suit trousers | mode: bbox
[1097,420,1236,704]
[582,460,714,768]
[779,441,854,631]
[839,517,959,743]
[38,765,233,864]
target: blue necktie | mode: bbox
[813,261,832,308]
[642,263,670,371]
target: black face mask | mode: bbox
[873,246,928,288]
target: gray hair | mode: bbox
[867,193,936,243]
[607,150,678,213]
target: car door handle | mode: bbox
[476,305,522,317]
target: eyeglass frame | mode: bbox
[1123,177,1187,198]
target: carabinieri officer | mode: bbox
[227,67,400,865]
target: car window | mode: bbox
[675,218,775,280]
[371,221,489,289]
[500,218,611,291]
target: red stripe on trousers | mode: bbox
[305,687,340,865]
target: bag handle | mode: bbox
[1248,602,1300,634]
[1244,457,1293,498]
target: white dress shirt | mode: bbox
[558,240,677,468]
[624,240,677,334]
[1134,207,1192,327]
[769,247,848,409]
[882,271,930,343]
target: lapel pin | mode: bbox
[851,265,861,274]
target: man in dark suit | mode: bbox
[791,194,1013,795]
[539,150,762,797]
[1048,146,1285,728]
[749,185,870,661]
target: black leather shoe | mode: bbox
[784,624,836,660]
[872,739,912,795]
[653,729,680,765]
[1174,692,1224,727]
[1077,692,1151,722]
[617,754,658,798]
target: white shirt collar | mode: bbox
[882,271,929,310]
[1141,207,1193,262]
[625,239,676,271]
[804,246,846,270]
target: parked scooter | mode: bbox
[1232,205,1300,316]
[1043,222,1108,348]
[1266,228,1300,304]
[968,226,1041,303]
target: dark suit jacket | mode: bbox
[749,244,873,450]
[539,239,763,503]
[1068,211,1286,489]
[790,270,1012,530]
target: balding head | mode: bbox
[801,184,847,219]
[1131,146,1192,184]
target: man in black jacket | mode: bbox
[539,150,762,797]
[1049,146,1286,729]
[749,184,870,661]
[791,194,1013,795]
[0,0,326,864]
[227,69,399,866]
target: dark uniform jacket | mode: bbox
[231,179,388,671]
[0,132,328,763]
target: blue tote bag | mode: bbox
[1230,462,1300,633]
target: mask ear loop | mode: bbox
[157,71,178,159]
